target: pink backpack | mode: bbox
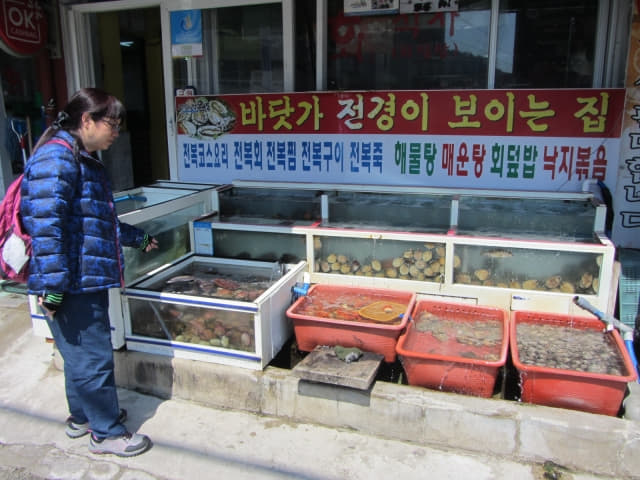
[0,173,29,282]
[0,138,72,283]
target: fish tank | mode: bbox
[114,186,203,215]
[313,234,447,283]
[453,244,602,295]
[123,256,307,369]
[211,228,306,264]
[117,183,219,284]
[324,190,452,233]
[217,186,322,225]
[122,203,203,284]
[457,195,600,242]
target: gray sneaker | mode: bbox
[65,409,127,439]
[89,431,151,457]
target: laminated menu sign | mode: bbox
[170,10,202,57]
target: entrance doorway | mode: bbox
[67,5,168,191]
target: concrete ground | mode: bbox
[0,289,633,480]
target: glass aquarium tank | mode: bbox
[114,186,202,215]
[124,256,307,369]
[324,190,452,233]
[457,196,599,242]
[211,228,306,263]
[123,203,203,284]
[217,186,322,225]
[313,235,447,283]
[453,244,602,295]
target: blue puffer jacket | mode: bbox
[20,130,145,295]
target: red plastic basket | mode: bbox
[396,300,509,398]
[511,311,637,416]
[286,284,415,362]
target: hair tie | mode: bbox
[52,111,69,129]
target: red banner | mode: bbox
[176,89,624,139]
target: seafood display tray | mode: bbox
[286,284,416,362]
[396,300,509,398]
[511,311,637,416]
[123,255,307,370]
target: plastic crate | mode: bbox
[619,248,640,328]
[286,284,415,362]
[396,300,509,398]
[511,310,637,416]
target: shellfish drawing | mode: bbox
[177,97,236,139]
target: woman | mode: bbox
[20,88,158,457]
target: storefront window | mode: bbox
[327,0,491,90]
[0,50,40,173]
[495,0,598,88]
[172,4,283,95]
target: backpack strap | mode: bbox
[47,138,73,151]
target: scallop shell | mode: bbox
[474,269,490,281]
[392,257,404,268]
[385,267,398,278]
[578,272,593,289]
[544,275,562,289]
[455,273,472,283]
[560,281,575,293]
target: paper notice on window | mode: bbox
[344,0,399,16]
[170,10,203,58]
[399,0,459,14]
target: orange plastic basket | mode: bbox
[286,284,415,362]
[511,311,637,416]
[396,300,509,398]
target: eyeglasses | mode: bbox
[101,118,121,132]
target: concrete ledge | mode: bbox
[114,350,640,478]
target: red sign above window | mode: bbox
[0,0,47,56]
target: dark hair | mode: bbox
[33,87,126,155]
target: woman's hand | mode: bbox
[143,236,159,253]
